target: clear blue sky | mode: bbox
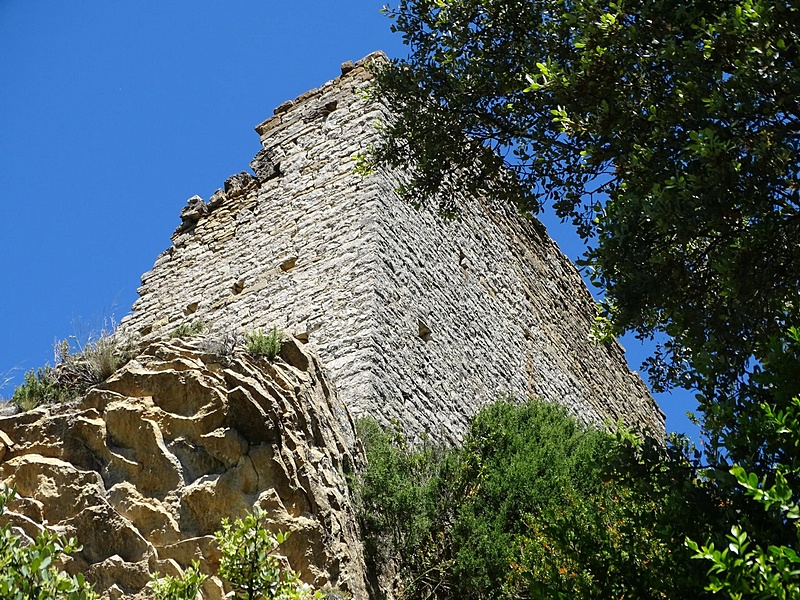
[0,1,700,441]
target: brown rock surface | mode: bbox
[0,339,367,598]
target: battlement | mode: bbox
[120,54,664,442]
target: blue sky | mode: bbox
[0,2,700,441]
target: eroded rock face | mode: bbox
[0,339,367,599]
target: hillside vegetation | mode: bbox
[365,0,800,596]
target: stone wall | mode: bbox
[120,53,664,442]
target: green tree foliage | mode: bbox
[355,400,718,599]
[369,0,800,458]
[688,404,800,598]
[149,561,207,600]
[0,487,97,599]
[451,401,618,597]
[510,431,731,599]
[687,333,800,597]
[214,508,317,600]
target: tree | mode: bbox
[687,397,800,599]
[354,400,719,599]
[685,329,800,597]
[368,0,800,461]
[214,508,317,600]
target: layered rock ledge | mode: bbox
[0,339,367,599]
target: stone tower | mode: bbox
[120,52,664,442]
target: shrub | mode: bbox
[316,586,351,600]
[11,366,71,410]
[169,320,207,339]
[11,323,134,411]
[57,329,133,390]
[450,400,616,598]
[149,561,206,600]
[245,327,283,361]
[352,417,454,595]
[149,506,351,600]
[0,486,98,599]
[214,507,316,600]
[355,399,715,599]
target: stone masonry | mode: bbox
[120,52,664,443]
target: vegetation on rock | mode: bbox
[11,366,72,411]
[0,486,98,599]
[215,509,317,600]
[11,325,132,411]
[149,562,206,600]
[169,320,207,339]
[246,327,284,361]
[152,506,340,600]
[1,479,342,600]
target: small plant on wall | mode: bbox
[169,320,207,339]
[215,508,314,600]
[149,562,206,600]
[246,327,283,361]
[150,506,337,599]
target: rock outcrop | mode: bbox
[0,339,367,599]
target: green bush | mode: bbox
[355,399,716,599]
[214,507,316,599]
[149,561,206,600]
[11,326,133,411]
[245,327,283,361]
[11,366,72,410]
[57,329,133,390]
[149,506,350,599]
[352,418,454,593]
[0,486,97,599]
[169,320,207,339]
[451,401,615,598]
[315,586,351,600]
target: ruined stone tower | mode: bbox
[0,52,668,599]
[120,52,664,442]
